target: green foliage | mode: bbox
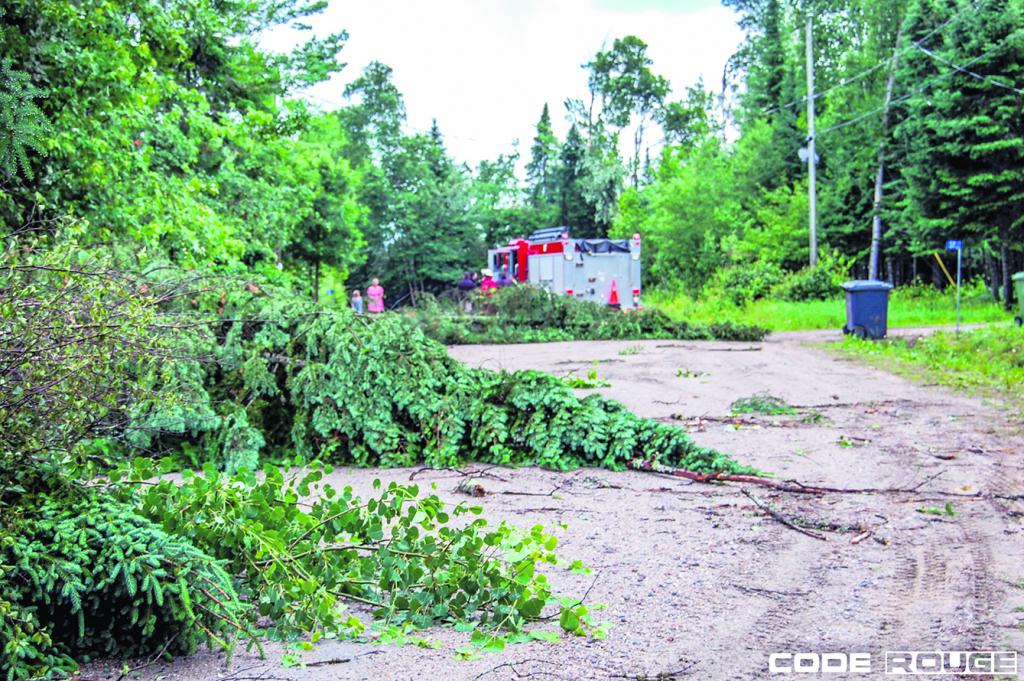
[707,261,785,307]
[525,104,561,219]
[892,0,1024,254]
[648,279,1010,332]
[126,288,754,475]
[611,138,745,292]
[0,234,164,485]
[561,363,612,389]
[0,59,48,179]
[116,462,580,642]
[0,0,360,282]
[407,285,768,345]
[838,324,1024,412]
[1,494,242,680]
[2,240,633,676]
[772,252,852,302]
[730,393,796,416]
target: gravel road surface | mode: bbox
[84,329,1024,680]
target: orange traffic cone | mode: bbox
[608,278,621,308]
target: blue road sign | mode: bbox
[946,240,963,251]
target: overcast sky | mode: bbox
[262,0,743,167]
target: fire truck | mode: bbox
[486,227,642,309]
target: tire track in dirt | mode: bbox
[696,528,839,679]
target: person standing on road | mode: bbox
[366,279,385,314]
[457,271,477,312]
[496,265,515,288]
[457,271,477,293]
[350,289,364,314]
[479,269,496,296]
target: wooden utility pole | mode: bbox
[806,16,818,267]
[869,26,903,281]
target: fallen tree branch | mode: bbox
[850,529,873,545]
[654,344,761,352]
[628,459,830,494]
[473,659,561,680]
[741,489,827,541]
[306,650,382,667]
[630,459,995,499]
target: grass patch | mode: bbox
[561,363,612,389]
[731,393,796,415]
[648,281,1011,332]
[834,324,1024,413]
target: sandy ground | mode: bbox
[83,329,1024,680]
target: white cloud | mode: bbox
[261,0,743,167]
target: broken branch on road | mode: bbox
[741,489,828,540]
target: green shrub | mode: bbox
[772,251,852,302]
[706,261,785,306]
[127,291,753,474]
[730,393,796,415]
[1,244,757,677]
[120,462,575,641]
[1,495,242,680]
[406,285,768,344]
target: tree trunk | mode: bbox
[1001,242,1013,311]
[929,258,944,289]
[313,259,320,303]
[984,248,1001,302]
[869,24,903,280]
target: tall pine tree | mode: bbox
[894,0,1024,304]
[525,104,560,222]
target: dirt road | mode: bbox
[89,330,1024,680]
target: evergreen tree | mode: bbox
[893,0,1024,303]
[558,124,592,234]
[524,103,560,221]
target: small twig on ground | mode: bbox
[514,507,570,513]
[306,650,382,667]
[850,529,873,545]
[741,489,827,541]
[220,665,284,681]
[788,399,946,410]
[654,344,761,352]
[501,477,573,497]
[629,459,830,494]
[910,469,946,491]
[732,584,810,598]
[115,632,179,681]
[609,659,698,679]
[410,465,510,482]
[631,459,992,499]
[473,659,563,680]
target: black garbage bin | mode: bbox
[841,280,893,340]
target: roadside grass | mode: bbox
[834,325,1024,414]
[648,281,1011,332]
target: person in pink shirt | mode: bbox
[366,278,385,314]
[479,268,497,296]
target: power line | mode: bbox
[818,27,1024,136]
[911,40,1024,94]
[757,0,982,118]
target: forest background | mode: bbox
[2,1,1024,676]
[4,0,1022,314]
